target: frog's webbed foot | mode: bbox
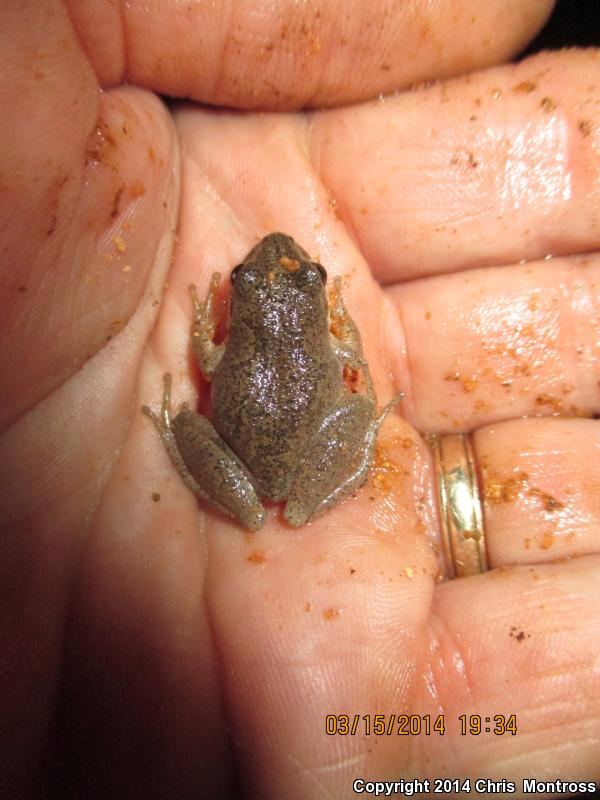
[284,391,402,527]
[189,274,225,377]
[142,372,178,443]
[143,373,265,531]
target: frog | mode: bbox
[143,232,402,531]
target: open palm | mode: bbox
[2,1,599,798]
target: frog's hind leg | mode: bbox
[143,373,265,531]
[284,393,401,527]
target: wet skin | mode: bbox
[143,233,402,530]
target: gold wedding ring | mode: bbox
[429,433,487,578]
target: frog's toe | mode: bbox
[283,499,310,528]
[240,504,267,532]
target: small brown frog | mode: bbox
[143,233,402,530]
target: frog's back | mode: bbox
[212,314,342,502]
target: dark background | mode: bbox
[522,0,600,55]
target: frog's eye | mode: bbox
[315,263,327,283]
[230,264,243,283]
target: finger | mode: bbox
[0,4,178,791]
[313,49,600,280]
[0,1,178,430]
[427,555,600,779]
[64,0,553,109]
[474,417,600,566]
[387,253,600,430]
[205,493,600,792]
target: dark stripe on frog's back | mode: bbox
[211,322,343,501]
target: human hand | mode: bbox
[2,1,599,798]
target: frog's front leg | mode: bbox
[329,276,376,402]
[284,393,400,527]
[143,374,266,531]
[189,272,225,377]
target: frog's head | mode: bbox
[229,233,328,316]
